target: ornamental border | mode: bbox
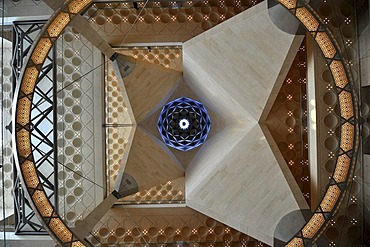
[12,1,93,246]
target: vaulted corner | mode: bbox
[262,37,311,207]
[183,1,309,245]
[122,57,183,124]
[111,53,185,197]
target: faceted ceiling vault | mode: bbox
[183,2,309,245]
[108,1,309,245]
[8,0,363,246]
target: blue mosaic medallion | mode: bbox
[158,97,211,151]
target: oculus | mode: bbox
[157,97,211,151]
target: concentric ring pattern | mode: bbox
[158,97,212,151]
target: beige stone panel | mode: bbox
[183,2,308,245]
[186,124,308,245]
[124,61,182,123]
[124,127,184,191]
[113,125,137,193]
[259,123,307,209]
[185,122,252,196]
[183,1,303,124]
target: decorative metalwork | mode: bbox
[13,0,93,245]
[276,0,360,246]
[158,97,211,151]
[12,20,57,234]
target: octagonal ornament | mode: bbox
[158,97,211,151]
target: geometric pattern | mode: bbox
[158,97,211,151]
[12,0,93,245]
[277,0,360,245]
[56,26,103,228]
[12,20,55,234]
[84,1,264,45]
[0,37,15,234]
[88,207,266,246]
[10,0,361,246]
[1,40,15,211]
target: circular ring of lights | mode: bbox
[157,97,212,152]
[12,0,359,246]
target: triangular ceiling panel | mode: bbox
[123,59,183,123]
[183,1,308,245]
[123,126,184,192]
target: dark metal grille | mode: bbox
[12,20,58,234]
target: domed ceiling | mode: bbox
[7,0,365,246]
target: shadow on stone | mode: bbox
[274,209,330,246]
[267,0,305,35]
[274,209,311,246]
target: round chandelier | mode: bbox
[157,97,212,151]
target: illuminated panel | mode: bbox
[49,218,73,243]
[22,67,39,95]
[320,185,340,212]
[68,0,92,14]
[338,91,354,120]
[296,8,319,31]
[302,213,325,238]
[47,12,70,37]
[17,97,31,126]
[21,161,40,188]
[14,0,92,246]
[278,0,296,9]
[286,238,304,247]
[32,190,54,217]
[17,129,32,158]
[72,241,85,247]
[340,122,354,152]
[333,154,350,183]
[330,60,348,88]
[276,1,359,246]
[315,32,336,59]
[31,38,52,65]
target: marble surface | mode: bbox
[112,58,185,196]
[124,126,184,191]
[183,2,308,245]
[124,60,182,123]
